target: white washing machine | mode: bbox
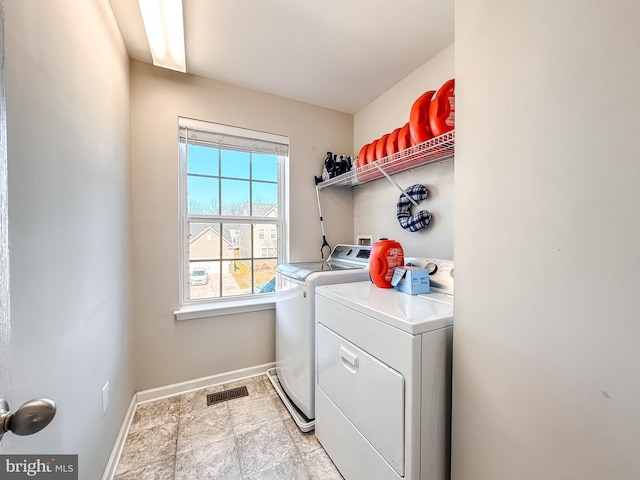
[315,259,454,480]
[267,244,372,432]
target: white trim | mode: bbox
[0,2,10,453]
[174,295,276,321]
[281,152,290,264]
[101,395,137,480]
[136,362,275,404]
[177,119,288,308]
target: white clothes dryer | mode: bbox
[267,244,371,431]
[315,259,454,480]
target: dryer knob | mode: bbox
[426,262,438,275]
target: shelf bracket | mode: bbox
[372,162,419,206]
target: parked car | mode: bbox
[190,267,208,286]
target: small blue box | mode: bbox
[391,266,431,295]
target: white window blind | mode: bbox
[179,117,288,155]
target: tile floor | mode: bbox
[113,374,343,479]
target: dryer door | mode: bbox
[317,324,405,475]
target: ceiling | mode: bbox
[109,0,454,114]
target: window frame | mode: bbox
[176,117,289,315]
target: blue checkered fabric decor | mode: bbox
[396,184,432,232]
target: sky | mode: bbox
[187,145,278,214]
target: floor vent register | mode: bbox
[207,386,249,405]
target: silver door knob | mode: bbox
[0,398,56,440]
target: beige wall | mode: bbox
[353,43,454,259]
[453,1,640,479]
[5,0,133,476]
[130,61,353,390]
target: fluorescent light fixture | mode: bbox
[138,0,186,72]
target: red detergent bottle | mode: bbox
[429,79,455,137]
[409,89,436,145]
[369,238,404,288]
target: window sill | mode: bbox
[174,295,277,321]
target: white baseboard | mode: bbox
[136,362,275,404]
[101,394,137,480]
[102,362,275,479]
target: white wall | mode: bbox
[453,1,640,479]
[130,61,353,390]
[5,0,133,477]
[353,44,454,259]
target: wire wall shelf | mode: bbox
[317,130,455,189]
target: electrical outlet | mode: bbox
[356,235,372,246]
[102,381,109,415]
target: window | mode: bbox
[178,117,288,306]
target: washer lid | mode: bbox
[276,261,358,281]
[276,244,371,281]
[316,281,453,335]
